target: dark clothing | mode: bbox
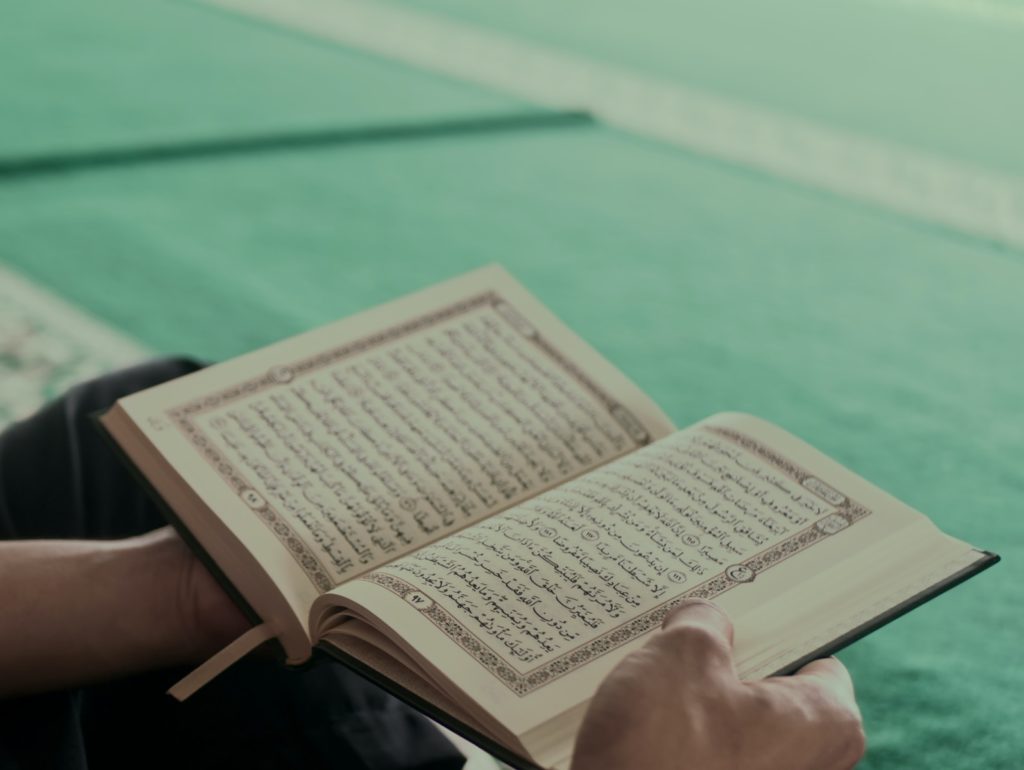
[0,358,463,770]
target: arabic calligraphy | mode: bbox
[191,304,637,584]
[370,427,838,670]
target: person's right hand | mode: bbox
[570,599,865,770]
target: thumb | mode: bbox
[652,599,737,682]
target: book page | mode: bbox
[323,412,979,740]
[116,265,674,642]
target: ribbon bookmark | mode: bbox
[168,623,275,701]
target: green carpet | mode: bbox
[2,0,1021,766]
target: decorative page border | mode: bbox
[361,425,873,696]
[166,292,649,591]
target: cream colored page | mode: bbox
[734,531,982,680]
[328,411,941,735]
[119,265,673,639]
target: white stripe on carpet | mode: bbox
[203,0,1024,251]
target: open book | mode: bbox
[99,265,996,770]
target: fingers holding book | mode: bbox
[570,600,865,770]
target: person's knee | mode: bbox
[67,356,205,411]
[0,357,207,540]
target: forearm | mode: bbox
[0,530,200,697]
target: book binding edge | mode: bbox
[316,643,545,770]
[319,550,1000,770]
[770,549,1001,677]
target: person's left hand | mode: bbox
[144,526,251,661]
[0,526,251,697]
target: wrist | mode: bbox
[140,528,252,661]
[100,529,200,670]
[124,528,249,666]
[0,530,245,697]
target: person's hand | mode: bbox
[0,527,251,697]
[571,599,865,770]
[141,526,251,661]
